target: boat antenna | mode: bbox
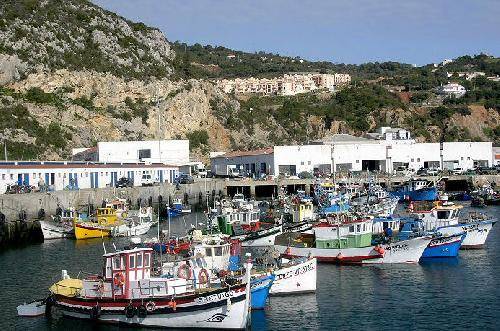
[102,241,107,254]
[112,243,117,251]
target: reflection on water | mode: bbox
[1,206,499,330]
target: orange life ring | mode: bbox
[113,272,125,287]
[177,264,192,279]
[198,268,209,284]
[374,246,385,256]
[168,300,177,311]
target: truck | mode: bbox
[212,164,242,178]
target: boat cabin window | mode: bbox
[137,253,143,268]
[349,225,355,233]
[206,248,213,257]
[113,256,121,270]
[129,254,135,268]
[121,255,126,269]
[357,224,361,232]
[144,253,150,267]
[437,210,451,219]
[215,247,223,256]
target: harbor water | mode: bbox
[1,205,499,331]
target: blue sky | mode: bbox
[93,0,500,65]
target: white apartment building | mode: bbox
[438,83,467,98]
[216,73,351,96]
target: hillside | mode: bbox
[0,0,498,162]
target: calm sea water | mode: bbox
[1,205,499,331]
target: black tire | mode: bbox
[90,305,101,319]
[45,296,55,318]
[137,305,147,318]
[125,304,135,318]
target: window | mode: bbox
[10,174,13,180]
[215,247,223,256]
[356,160,359,163]
[105,172,108,176]
[357,224,361,232]
[113,256,121,269]
[138,149,151,159]
[308,161,311,165]
[417,158,420,162]
[411,158,414,162]
[129,254,135,268]
[1,174,4,180]
[144,253,150,267]
[349,225,355,233]
[121,256,126,269]
[85,172,89,177]
[467,157,470,160]
[32,173,36,178]
[58,173,61,178]
[300,161,304,165]
[136,253,143,268]
[461,157,464,161]
[206,248,213,257]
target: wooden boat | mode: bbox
[74,207,120,240]
[274,214,431,264]
[47,247,252,329]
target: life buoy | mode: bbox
[137,305,147,318]
[198,268,209,284]
[177,264,192,279]
[145,301,156,312]
[113,272,125,287]
[124,304,135,318]
[374,246,385,256]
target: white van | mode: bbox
[141,173,155,186]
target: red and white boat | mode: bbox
[46,247,252,329]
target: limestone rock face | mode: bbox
[0,54,26,85]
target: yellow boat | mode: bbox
[74,208,121,240]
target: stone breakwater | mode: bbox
[0,220,43,249]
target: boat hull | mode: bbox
[40,221,74,240]
[111,222,152,237]
[238,226,282,247]
[74,223,111,240]
[390,187,438,202]
[275,237,431,264]
[250,275,274,309]
[52,286,249,329]
[270,258,316,295]
[437,220,496,249]
[421,233,465,258]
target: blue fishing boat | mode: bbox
[250,274,275,309]
[389,179,438,201]
[398,218,465,258]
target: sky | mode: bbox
[93,0,500,65]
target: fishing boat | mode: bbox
[17,299,46,316]
[410,201,496,248]
[269,257,317,295]
[40,208,83,240]
[111,207,154,237]
[46,247,252,329]
[167,199,192,217]
[274,214,431,264]
[250,274,275,309]
[74,207,120,240]
[397,218,466,258]
[390,179,438,201]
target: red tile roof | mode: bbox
[212,147,274,159]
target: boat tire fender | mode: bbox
[45,295,55,318]
[125,304,135,318]
[90,305,101,320]
[137,305,147,318]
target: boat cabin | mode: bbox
[412,202,462,231]
[80,248,188,300]
[292,200,314,223]
[96,207,119,225]
[314,218,373,249]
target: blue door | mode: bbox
[17,174,22,185]
[23,173,29,185]
[45,173,50,185]
[73,173,78,188]
[90,172,99,188]
[159,170,164,183]
[111,172,118,186]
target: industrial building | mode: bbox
[210,128,493,177]
[73,140,190,165]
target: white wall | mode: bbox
[442,142,492,169]
[332,143,386,171]
[211,153,274,176]
[98,140,189,165]
[274,145,332,176]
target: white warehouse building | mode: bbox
[210,128,493,177]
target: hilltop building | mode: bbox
[438,83,467,98]
[217,73,351,96]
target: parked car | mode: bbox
[452,168,464,175]
[141,173,156,186]
[115,177,134,188]
[427,168,439,176]
[177,173,194,184]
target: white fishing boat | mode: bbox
[40,208,80,240]
[274,216,431,264]
[411,201,496,248]
[111,207,154,237]
[270,257,317,295]
[47,248,252,329]
[17,299,45,317]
